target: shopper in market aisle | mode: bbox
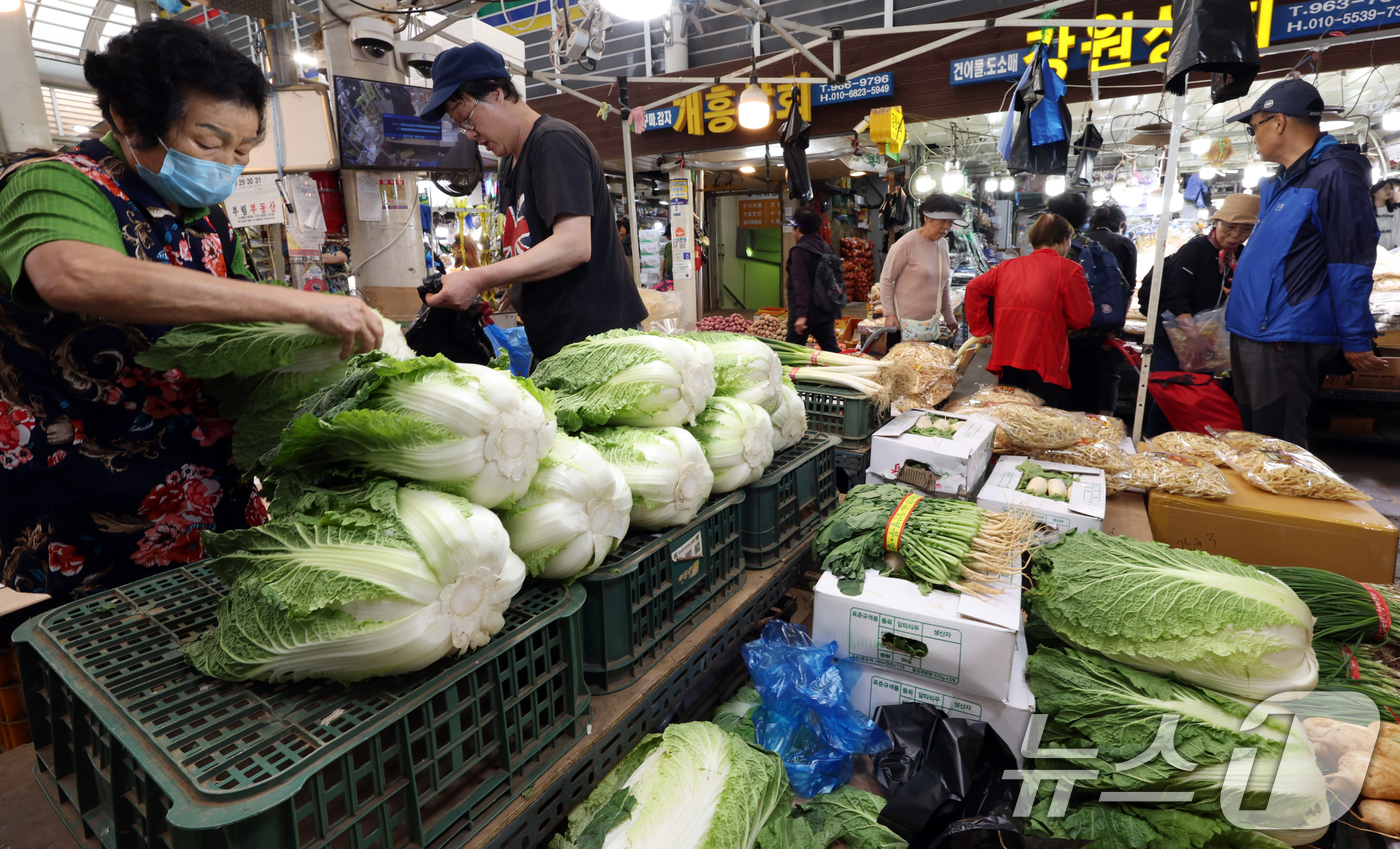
[1226,78,1386,446]
[785,207,842,352]
[1373,179,1399,251]
[1138,193,1258,435]
[419,43,646,365]
[1045,192,1132,415]
[877,194,963,345]
[0,21,385,602]
[964,214,1095,408]
[1086,203,1137,286]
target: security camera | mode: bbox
[395,40,441,78]
[350,17,395,61]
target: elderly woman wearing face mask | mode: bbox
[0,20,385,602]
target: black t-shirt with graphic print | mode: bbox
[497,115,647,364]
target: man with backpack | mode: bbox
[1046,192,1132,414]
[786,207,845,351]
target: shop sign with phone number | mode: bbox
[951,0,1400,86]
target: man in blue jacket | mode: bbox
[1226,79,1386,446]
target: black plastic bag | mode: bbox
[780,109,813,204]
[404,297,497,365]
[871,703,1023,849]
[1164,0,1260,100]
[1073,120,1102,187]
[1009,100,1071,176]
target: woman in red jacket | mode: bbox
[964,214,1095,408]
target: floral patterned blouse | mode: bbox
[0,135,264,601]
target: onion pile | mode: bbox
[697,313,751,333]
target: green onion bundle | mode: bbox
[1257,565,1398,643]
[813,483,1042,597]
[1313,638,1400,724]
[758,339,918,408]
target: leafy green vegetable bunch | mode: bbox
[813,484,1039,597]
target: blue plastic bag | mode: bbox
[740,620,891,797]
[483,323,533,377]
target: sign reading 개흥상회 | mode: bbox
[951,0,1400,85]
[641,73,895,135]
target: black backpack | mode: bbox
[791,243,848,314]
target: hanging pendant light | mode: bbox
[984,177,999,193]
[999,176,1015,193]
[737,50,771,129]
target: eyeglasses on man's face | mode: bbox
[1247,113,1281,137]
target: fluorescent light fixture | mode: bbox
[1242,162,1265,188]
[942,171,964,193]
[739,165,756,174]
[1190,136,1212,156]
[850,170,866,177]
[1091,187,1109,203]
[999,176,1015,193]
[1170,191,1184,213]
[654,220,666,231]
[737,83,771,129]
[71,125,88,135]
[1319,119,1353,132]
[0,0,21,12]
[1384,111,1400,132]
[600,0,669,20]
[984,177,999,193]
[1044,175,1066,196]
[1200,164,1218,180]
[914,174,934,194]
[658,199,669,205]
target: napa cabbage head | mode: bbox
[265,352,556,509]
[769,378,808,453]
[549,722,789,849]
[687,397,774,494]
[683,331,783,413]
[186,478,526,683]
[1029,530,1317,700]
[579,426,715,530]
[532,329,717,431]
[136,315,412,467]
[498,434,631,581]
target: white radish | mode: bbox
[1026,476,1049,496]
[1047,479,1068,499]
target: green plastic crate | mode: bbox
[579,491,747,694]
[15,566,589,849]
[740,433,839,569]
[794,382,889,448]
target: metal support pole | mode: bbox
[620,78,642,285]
[267,0,298,85]
[0,8,53,153]
[1131,94,1188,445]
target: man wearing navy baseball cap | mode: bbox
[418,43,645,366]
[1221,77,1385,446]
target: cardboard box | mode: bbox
[867,411,997,498]
[1376,329,1400,348]
[1352,358,1400,390]
[812,570,1021,701]
[976,456,1107,534]
[1328,413,1376,434]
[1147,467,1399,584]
[844,630,1034,762]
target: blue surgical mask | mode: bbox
[134,138,244,209]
